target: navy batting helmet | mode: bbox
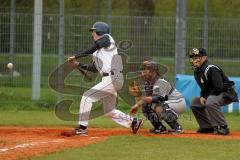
[89,22,110,36]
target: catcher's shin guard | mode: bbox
[164,107,178,122]
[161,104,183,133]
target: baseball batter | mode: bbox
[68,22,143,136]
[130,61,186,134]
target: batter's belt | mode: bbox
[102,71,123,77]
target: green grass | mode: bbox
[0,87,239,160]
[32,136,240,160]
[0,110,239,131]
[0,87,59,110]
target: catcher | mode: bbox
[129,60,186,134]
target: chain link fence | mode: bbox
[0,12,240,88]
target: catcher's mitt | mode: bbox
[129,81,142,97]
[129,105,139,115]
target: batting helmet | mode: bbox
[89,22,110,36]
[140,60,160,75]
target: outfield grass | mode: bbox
[32,136,240,160]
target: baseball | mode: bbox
[7,63,14,69]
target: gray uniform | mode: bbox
[152,78,186,114]
[142,77,186,130]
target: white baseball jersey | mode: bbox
[93,34,123,75]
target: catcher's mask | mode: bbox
[140,60,160,81]
[189,48,207,68]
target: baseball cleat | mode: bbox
[174,128,184,134]
[149,126,168,134]
[213,125,230,135]
[75,128,88,136]
[131,118,144,134]
[170,125,184,134]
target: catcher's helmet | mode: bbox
[140,60,160,75]
[89,22,110,36]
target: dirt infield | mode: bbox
[1,127,240,160]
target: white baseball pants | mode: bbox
[79,74,133,128]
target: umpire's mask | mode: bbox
[189,48,207,68]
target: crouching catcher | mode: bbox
[129,60,186,134]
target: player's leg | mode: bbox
[153,101,183,134]
[168,98,186,114]
[76,79,117,135]
[190,97,214,133]
[205,94,231,135]
[102,92,143,134]
[102,95,133,128]
[142,105,167,134]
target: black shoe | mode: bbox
[131,118,144,134]
[75,125,88,136]
[214,126,230,135]
[173,125,184,134]
[165,120,184,134]
[168,125,184,134]
[149,125,167,134]
[197,127,214,133]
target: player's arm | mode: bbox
[130,95,166,115]
[78,63,98,73]
[69,35,111,60]
[139,95,167,104]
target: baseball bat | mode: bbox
[77,67,92,81]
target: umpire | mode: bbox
[189,48,238,135]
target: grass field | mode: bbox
[0,85,239,160]
[0,69,240,160]
[0,110,239,130]
[0,110,240,160]
[31,136,240,160]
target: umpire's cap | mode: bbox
[189,48,207,58]
[89,22,110,36]
[141,60,160,75]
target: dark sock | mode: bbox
[79,125,87,130]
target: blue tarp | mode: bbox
[176,74,240,112]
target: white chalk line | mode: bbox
[90,136,100,139]
[0,139,64,154]
[0,136,101,154]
